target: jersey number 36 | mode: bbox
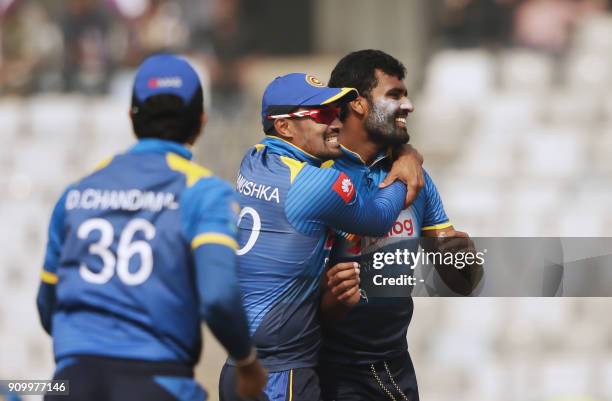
[77,218,155,286]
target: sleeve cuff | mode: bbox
[422,222,452,231]
[191,233,239,250]
[41,270,59,285]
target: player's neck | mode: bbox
[339,119,381,165]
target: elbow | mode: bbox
[372,199,404,235]
[350,213,394,237]
[373,211,398,236]
[370,225,392,237]
[350,223,389,237]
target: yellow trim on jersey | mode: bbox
[421,222,453,231]
[41,270,58,285]
[265,135,320,161]
[191,233,239,250]
[321,87,358,105]
[339,145,367,165]
[254,143,266,152]
[321,160,335,169]
[289,369,294,401]
[280,156,306,184]
[166,153,212,187]
[93,156,114,172]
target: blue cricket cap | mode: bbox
[132,54,201,104]
[261,73,358,128]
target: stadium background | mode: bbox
[1,0,612,400]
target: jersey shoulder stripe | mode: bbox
[166,153,212,187]
[280,156,306,184]
[254,143,266,152]
[93,156,114,172]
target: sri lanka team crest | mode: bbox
[305,75,324,87]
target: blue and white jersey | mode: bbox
[321,146,450,365]
[37,139,251,366]
[234,136,406,371]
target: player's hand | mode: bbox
[326,262,361,307]
[435,230,476,255]
[379,144,424,207]
[236,357,267,399]
[430,229,484,295]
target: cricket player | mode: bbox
[319,50,480,401]
[36,54,266,401]
[219,73,420,401]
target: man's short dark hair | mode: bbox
[130,87,203,143]
[329,50,406,119]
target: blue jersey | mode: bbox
[37,139,251,366]
[234,136,406,371]
[321,146,450,365]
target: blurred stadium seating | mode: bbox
[1,2,612,401]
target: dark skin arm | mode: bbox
[379,144,425,207]
[236,358,268,399]
[422,226,484,296]
[320,262,361,322]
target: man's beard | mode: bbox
[364,101,409,145]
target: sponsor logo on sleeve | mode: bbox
[332,173,355,204]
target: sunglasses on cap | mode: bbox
[267,107,341,126]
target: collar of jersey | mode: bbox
[339,145,388,168]
[263,135,321,166]
[128,138,193,160]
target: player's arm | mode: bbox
[379,144,425,206]
[419,173,483,295]
[181,178,266,397]
[36,190,68,335]
[287,165,406,237]
[422,228,483,296]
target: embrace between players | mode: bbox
[37,50,481,401]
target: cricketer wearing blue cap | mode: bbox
[218,73,409,401]
[36,54,266,401]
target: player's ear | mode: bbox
[349,96,368,117]
[273,118,294,141]
[200,112,208,127]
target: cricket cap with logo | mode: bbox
[132,54,202,105]
[261,73,358,132]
